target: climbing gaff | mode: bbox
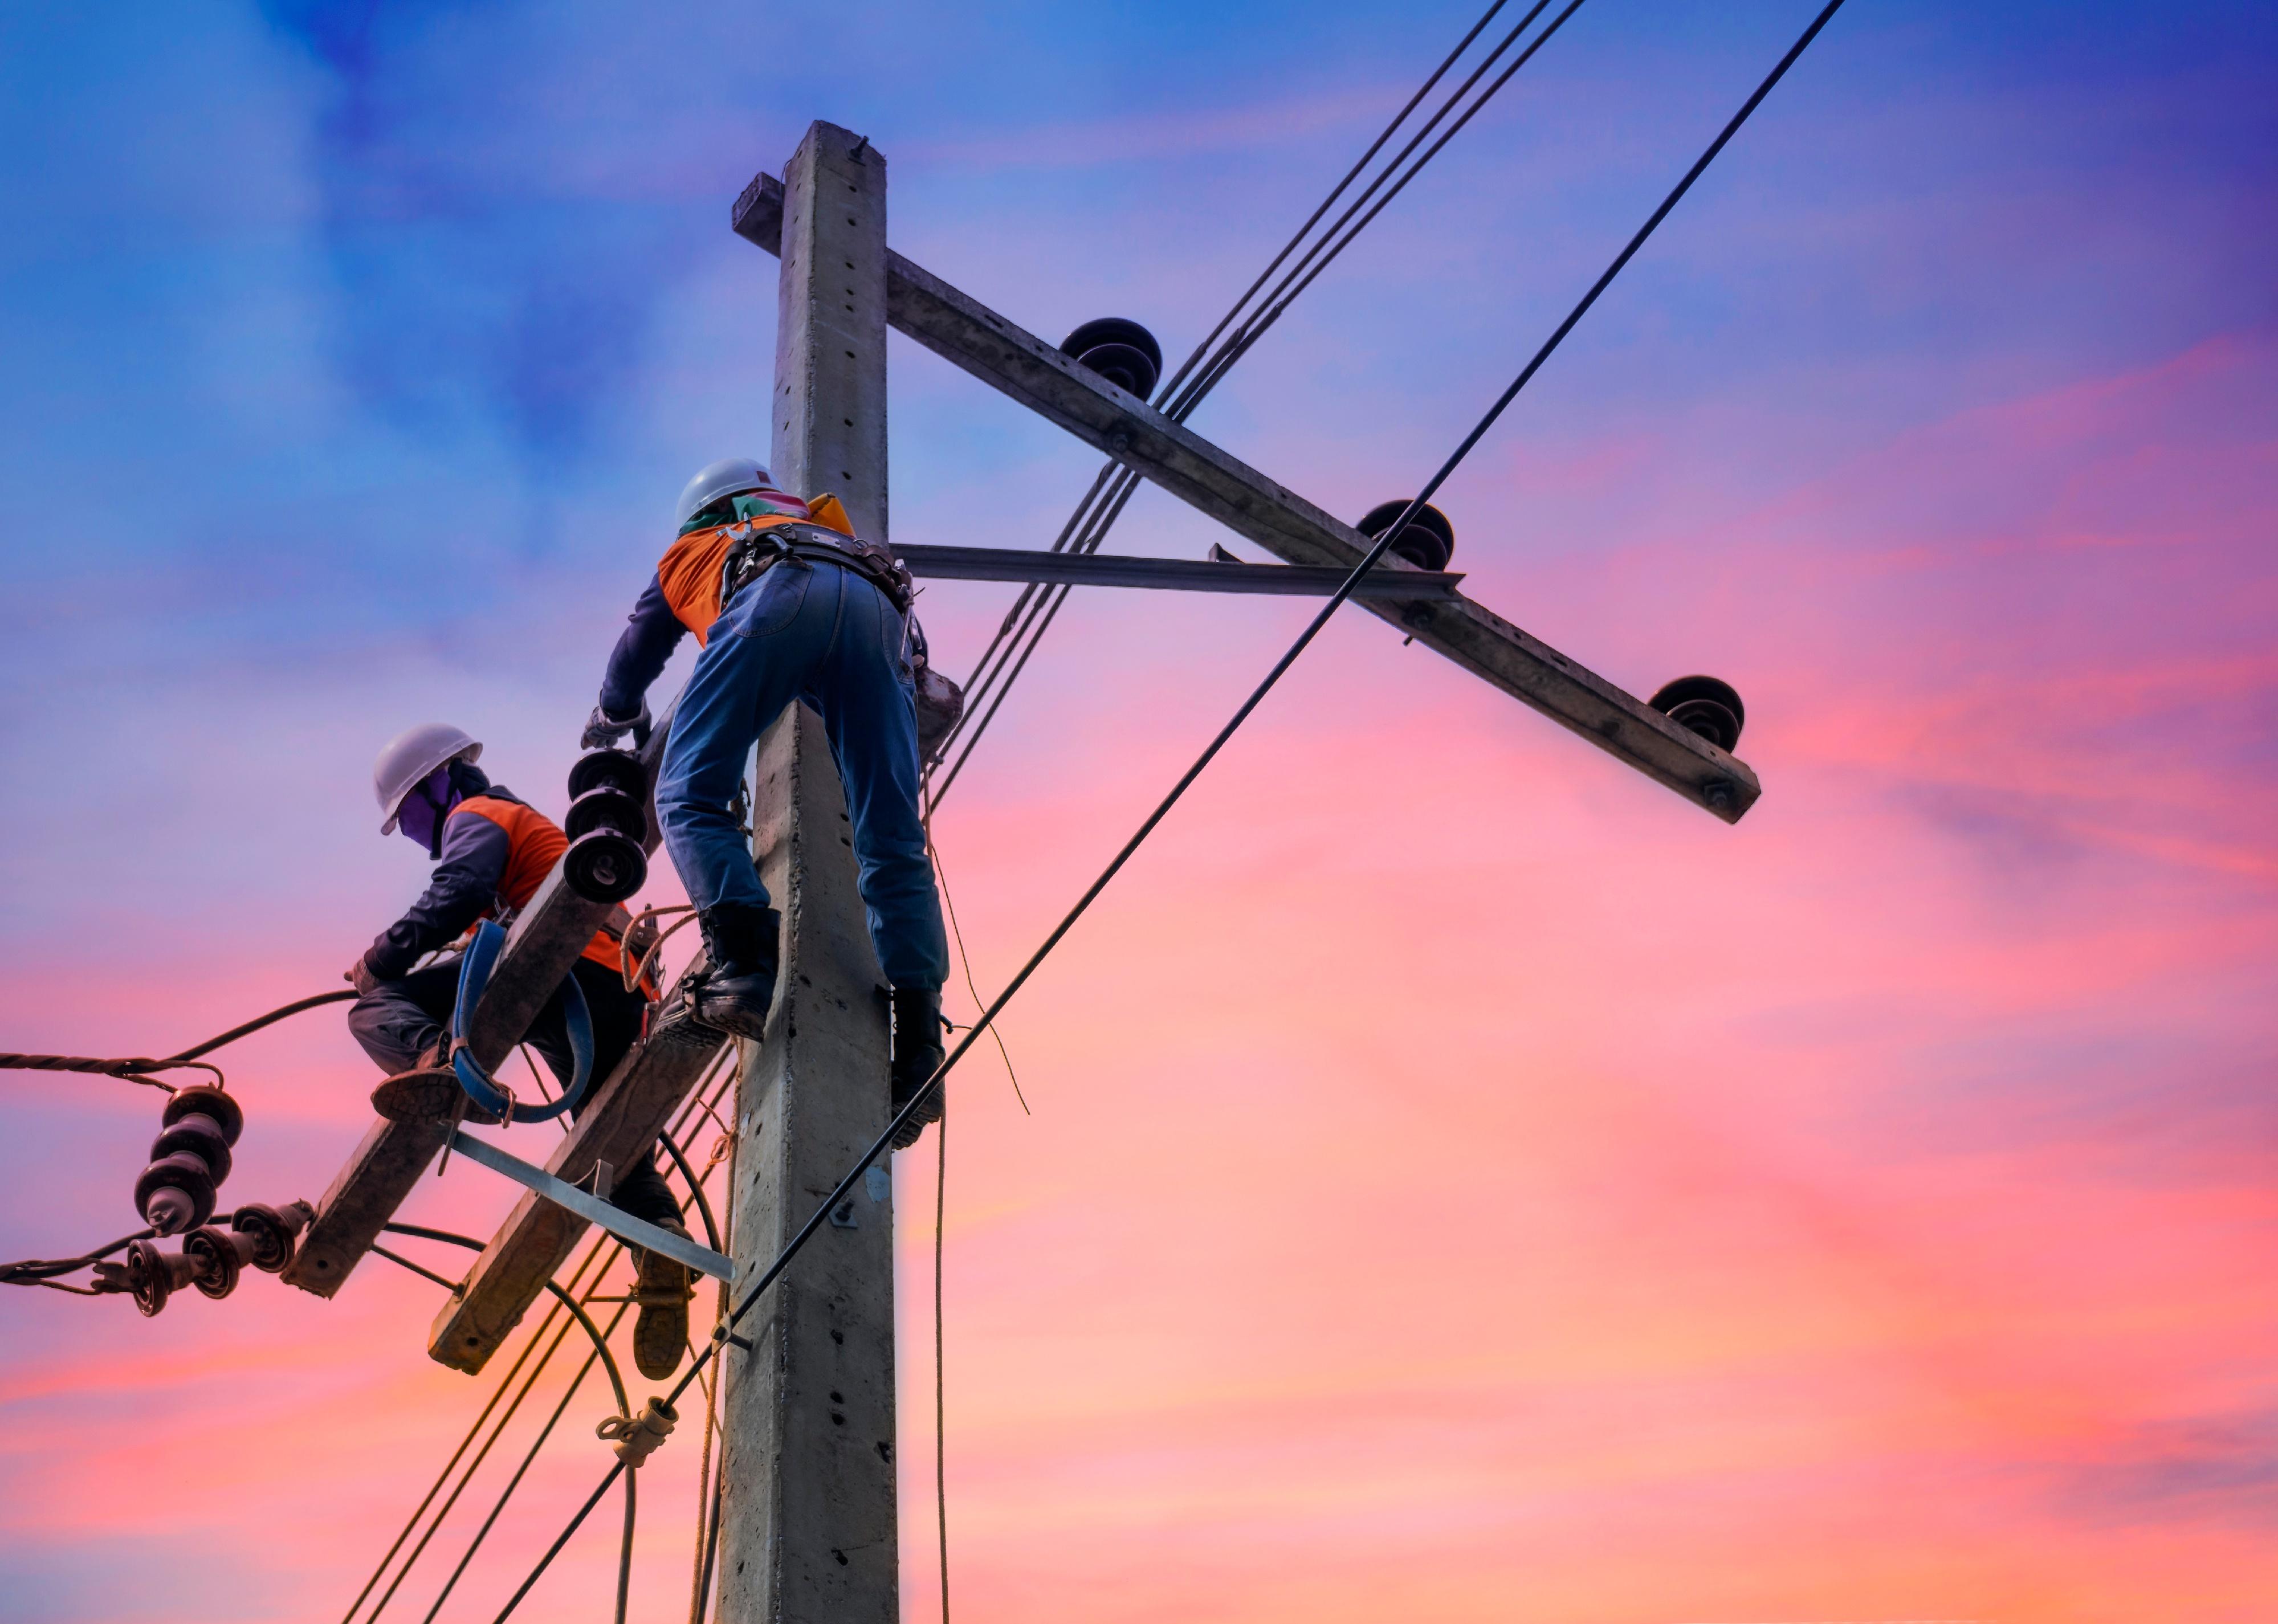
[133,1084,244,1234]
[1061,317,1164,401]
[563,748,649,904]
[1648,675,1746,753]
[1356,500,1458,573]
[448,921,594,1125]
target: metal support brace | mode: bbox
[445,1131,732,1282]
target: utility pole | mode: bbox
[713,121,899,1624]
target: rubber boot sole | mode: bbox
[688,995,772,1043]
[631,1237,694,1380]
[887,1075,944,1151]
[371,1068,503,1127]
[687,970,777,1043]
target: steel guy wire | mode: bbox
[496,8,1852,1611]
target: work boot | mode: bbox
[370,1040,502,1127]
[887,987,946,1151]
[630,1221,695,1380]
[688,904,781,1041]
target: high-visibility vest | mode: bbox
[656,491,858,644]
[450,796,644,985]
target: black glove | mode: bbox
[581,701,651,752]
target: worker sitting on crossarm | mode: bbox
[347,721,695,1379]
[581,456,951,1149]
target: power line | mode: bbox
[925,0,1591,810]
[0,988,357,1093]
[497,5,1851,1608]
[348,1040,739,1623]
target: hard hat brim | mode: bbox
[376,735,483,834]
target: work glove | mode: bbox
[581,701,652,752]
[344,955,381,997]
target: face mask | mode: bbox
[394,766,455,859]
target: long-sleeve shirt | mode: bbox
[598,572,684,720]
[364,794,520,980]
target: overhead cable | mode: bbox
[926,0,1591,810]
[0,989,357,1093]
[348,1041,738,1624]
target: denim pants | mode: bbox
[655,558,949,991]
[347,957,682,1229]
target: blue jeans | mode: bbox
[656,558,948,991]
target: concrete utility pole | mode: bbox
[713,121,899,1624]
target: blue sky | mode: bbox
[3,5,2276,1619]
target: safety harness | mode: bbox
[716,519,914,617]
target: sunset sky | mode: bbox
[3,2,2275,1621]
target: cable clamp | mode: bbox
[596,1396,678,1466]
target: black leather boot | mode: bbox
[690,903,781,1040]
[887,986,946,1150]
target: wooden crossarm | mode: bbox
[732,171,1760,822]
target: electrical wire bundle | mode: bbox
[924,0,1595,811]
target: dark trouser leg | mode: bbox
[347,961,464,1074]
[518,958,683,1230]
[813,570,949,991]
[654,562,823,915]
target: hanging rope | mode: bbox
[935,1102,950,1624]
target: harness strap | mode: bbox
[718,520,913,615]
[449,920,594,1124]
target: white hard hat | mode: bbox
[675,456,773,528]
[374,723,483,834]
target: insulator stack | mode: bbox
[123,1238,199,1317]
[1648,675,1746,753]
[132,1086,243,1235]
[1356,500,1457,573]
[563,749,649,903]
[230,1200,316,1273]
[182,1226,259,1300]
[1061,318,1163,400]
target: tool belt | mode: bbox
[718,519,914,617]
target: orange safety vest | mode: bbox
[655,491,858,645]
[450,796,646,986]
